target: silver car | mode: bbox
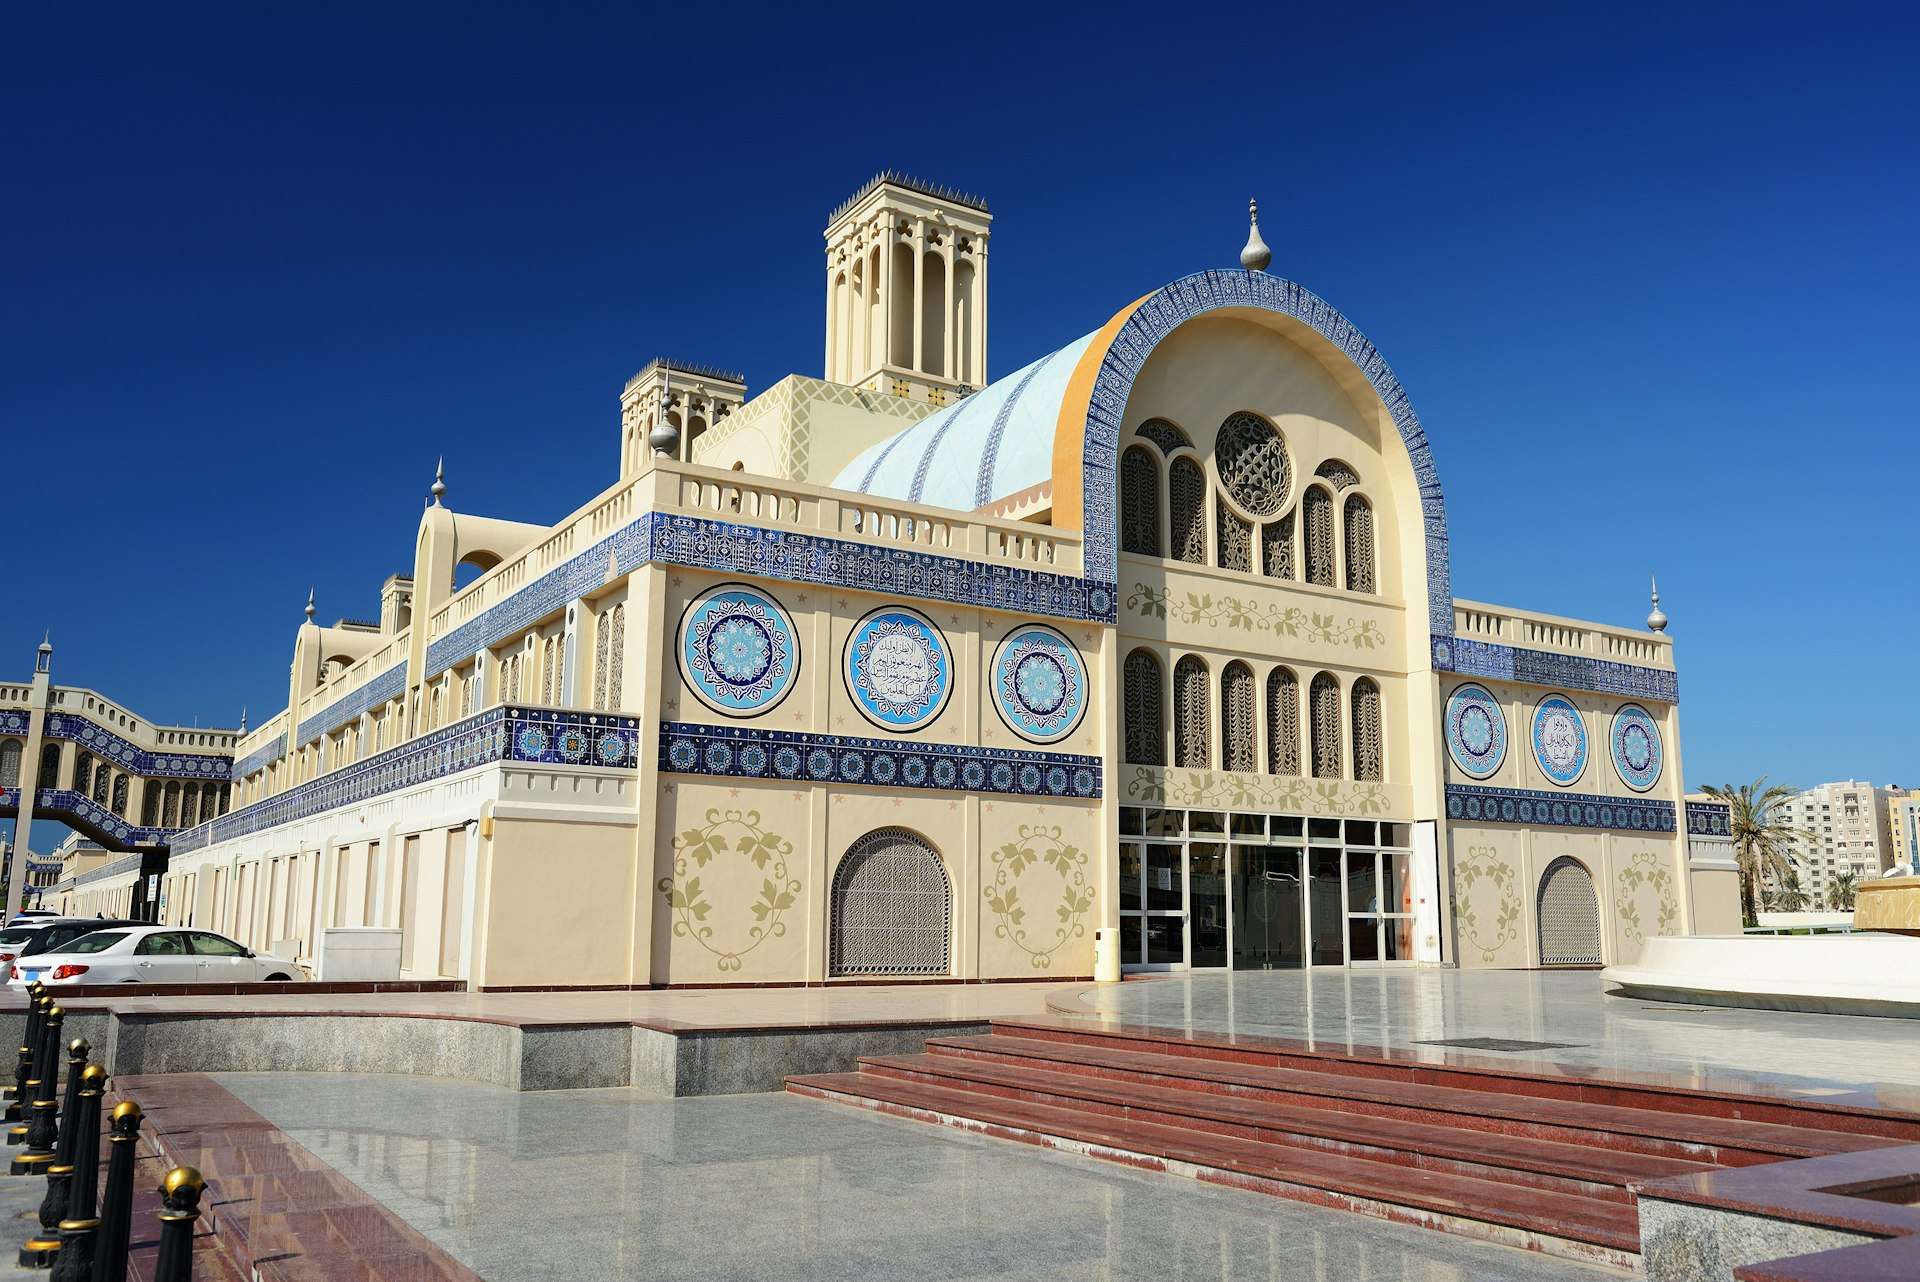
[8,926,303,986]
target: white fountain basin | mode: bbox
[1602,932,1920,1018]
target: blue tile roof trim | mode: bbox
[1435,637,1679,703]
[661,720,1102,800]
[296,662,409,744]
[36,713,233,780]
[75,853,145,886]
[28,789,176,848]
[1685,800,1732,838]
[231,733,288,779]
[1446,783,1675,834]
[171,705,639,856]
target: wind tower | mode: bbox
[824,173,990,405]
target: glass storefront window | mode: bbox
[1189,811,1224,834]
[1120,808,1143,835]
[1345,820,1376,846]
[1119,843,1142,911]
[1145,809,1183,837]
[1309,817,1342,843]
[1231,813,1266,839]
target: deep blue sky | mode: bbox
[4,4,1915,854]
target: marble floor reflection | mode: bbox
[216,1072,1623,1282]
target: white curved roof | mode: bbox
[831,332,1095,511]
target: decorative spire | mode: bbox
[37,629,51,655]
[430,457,447,505]
[1240,199,1272,272]
[239,705,248,734]
[1646,574,1668,633]
[304,589,316,625]
[649,387,681,458]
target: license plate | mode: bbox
[21,971,43,981]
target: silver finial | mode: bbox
[1646,574,1668,633]
[304,589,317,624]
[649,404,680,458]
[1240,199,1272,272]
[431,458,447,505]
[239,705,248,733]
[38,630,51,655]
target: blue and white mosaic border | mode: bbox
[231,735,288,780]
[296,662,409,744]
[1434,637,1679,704]
[75,853,147,887]
[29,789,175,848]
[33,713,233,780]
[1445,783,1675,834]
[1685,801,1732,838]
[660,721,1102,800]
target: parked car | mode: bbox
[7,927,303,987]
[6,911,60,927]
[0,918,141,972]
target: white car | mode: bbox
[8,927,303,987]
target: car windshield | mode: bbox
[61,932,130,955]
[0,928,37,947]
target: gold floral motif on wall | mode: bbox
[658,809,801,972]
[1454,844,1520,963]
[983,824,1093,969]
[1614,849,1678,947]
[1125,584,1385,650]
[1124,765,1390,816]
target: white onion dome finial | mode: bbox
[1240,198,1272,272]
[304,589,316,625]
[649,408,680,458]
[1647,574,1668,633]
[37,630,51,656]
[431,457,447,505]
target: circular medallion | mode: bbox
[1531,695,1588,787]
[1444,683,1507,779]
[1611,704,1663,792]
[678,584,799,718]
[990,625,1087,744]
[844,608,952,731]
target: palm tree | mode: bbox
[1699,777,1811,928]
[1827,870,1858,913]
[1773,867,1810,913]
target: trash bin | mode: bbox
[1094,926,1123,982]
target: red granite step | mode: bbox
[929,1032,1888,1165]
[856,1049,1710,1203]
[788,1069,1639,1267]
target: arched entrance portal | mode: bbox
[829,829,951,977]
[1537,857,1602,966]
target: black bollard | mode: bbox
[150,1168,203,1282]
[47,1066,106,1282]
[88,1101,140,1282]
[13,1004,63,1174]
[38,1038,92,1236]
[9,992,49,1134]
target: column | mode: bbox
[878,221,895,370]
[943,238,957,385]
[911,221,925,375]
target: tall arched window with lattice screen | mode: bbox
[1262,512,1294,580]
[1216,500,1252,572]
[1169,458,1207,565]
[111,774,129,817]
[0,739,19,788]
[1124,649,1165,765]
[38,744,59,789]
[93,763,110,804]
[73,751,93,797]
[1267,668,1300,775]
[1174,656,1211,769]
[830,829,951,976]
[1303,486,1335,587]
[1344,495,1376,594]
[1351,678,1383,781]
[1310,672,1342,778]
[1120,446,1161,557]
[1221,662,1256,772]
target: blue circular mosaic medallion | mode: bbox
[990,625,1087,744]
[1444,683,1506,780]
[678,584,799,717]
[1611,704,1662,792]
[844,608,951,731]
[1531,695,1588,787]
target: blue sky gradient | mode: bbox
[4,4,1915,856]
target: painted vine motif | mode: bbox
[1614,849,1678,946]
[658,808,800,972]
[1454,844,1520,963]
[984,824,1093,969]
[1125,583,1386,650]
[1124,765,1391,816]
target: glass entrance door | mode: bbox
[1307,848,1346,966]
[1142,842,1186,966]
[1231,846,1303,969]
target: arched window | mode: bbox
[0,739,20,788]
[1267,668,1300,776]
[1135,418,1192,454]
[1221,662,1256,773]
[1310,672,1342,779]
[111,772,129,815]
[461,672,475,718]
[162,782,181,828]
[1262,513,1294,580]
[1303,486,1335,587]
[73,751,93,797]
[1344,496,1376,594]
[1169,458,1207,565]
[1216,500,1252,572]
[1214,412,1290,516]
[1351,678,1383,781]
[594,603,626,710]
[1174,656,1210,769]
[1538,858,1603,965]
[830,829,951,976]
[141,784,159,827]
[1314,459,1360,491]
[1123,650,1165,766]
[180,786,199,829]
[93,763,111,804]
[1120,447,1161,557]
[541,637,559,704]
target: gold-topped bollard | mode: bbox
[13,1004,62,1173]
[151,1167,204,1282]
[46,1065,106,1282]
[90,1101,141,1282]
[8,992,50,1136]
[38,1038,92,1237]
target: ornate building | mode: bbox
[32,176,1738,982]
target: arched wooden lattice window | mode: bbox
[461,672,475,718]
[1310,672,1342,779]
[180,786,200,829]
[541,636,564,704]
[1267,668,1301,776]
[1123,649,1165,766]
[1351,678,1383,782]
[1216,501,1253,573]
[162,782,180,828]
[141,783,159,826]
[1303,486,1335,587]
[73,751,93,797]
[1169,458,1207,565]
[1221,662,1256,773]
[1120,446,1161,557]
[594,604,626,710]
[1135,418,1192,454]
[830,829,951,976]
[1174,656,1211,769]
[1262,513,1294,580]
[39,744,59,789]
[1344,496,1376,594]
[0,739,21,787]
[1538,858,1603,965]
[92,764,111,804]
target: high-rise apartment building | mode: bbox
[1769,781,1900,903]
[1888,791,1920,876]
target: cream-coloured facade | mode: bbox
[26,175,1735,987]
[1890,792,1920,876]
